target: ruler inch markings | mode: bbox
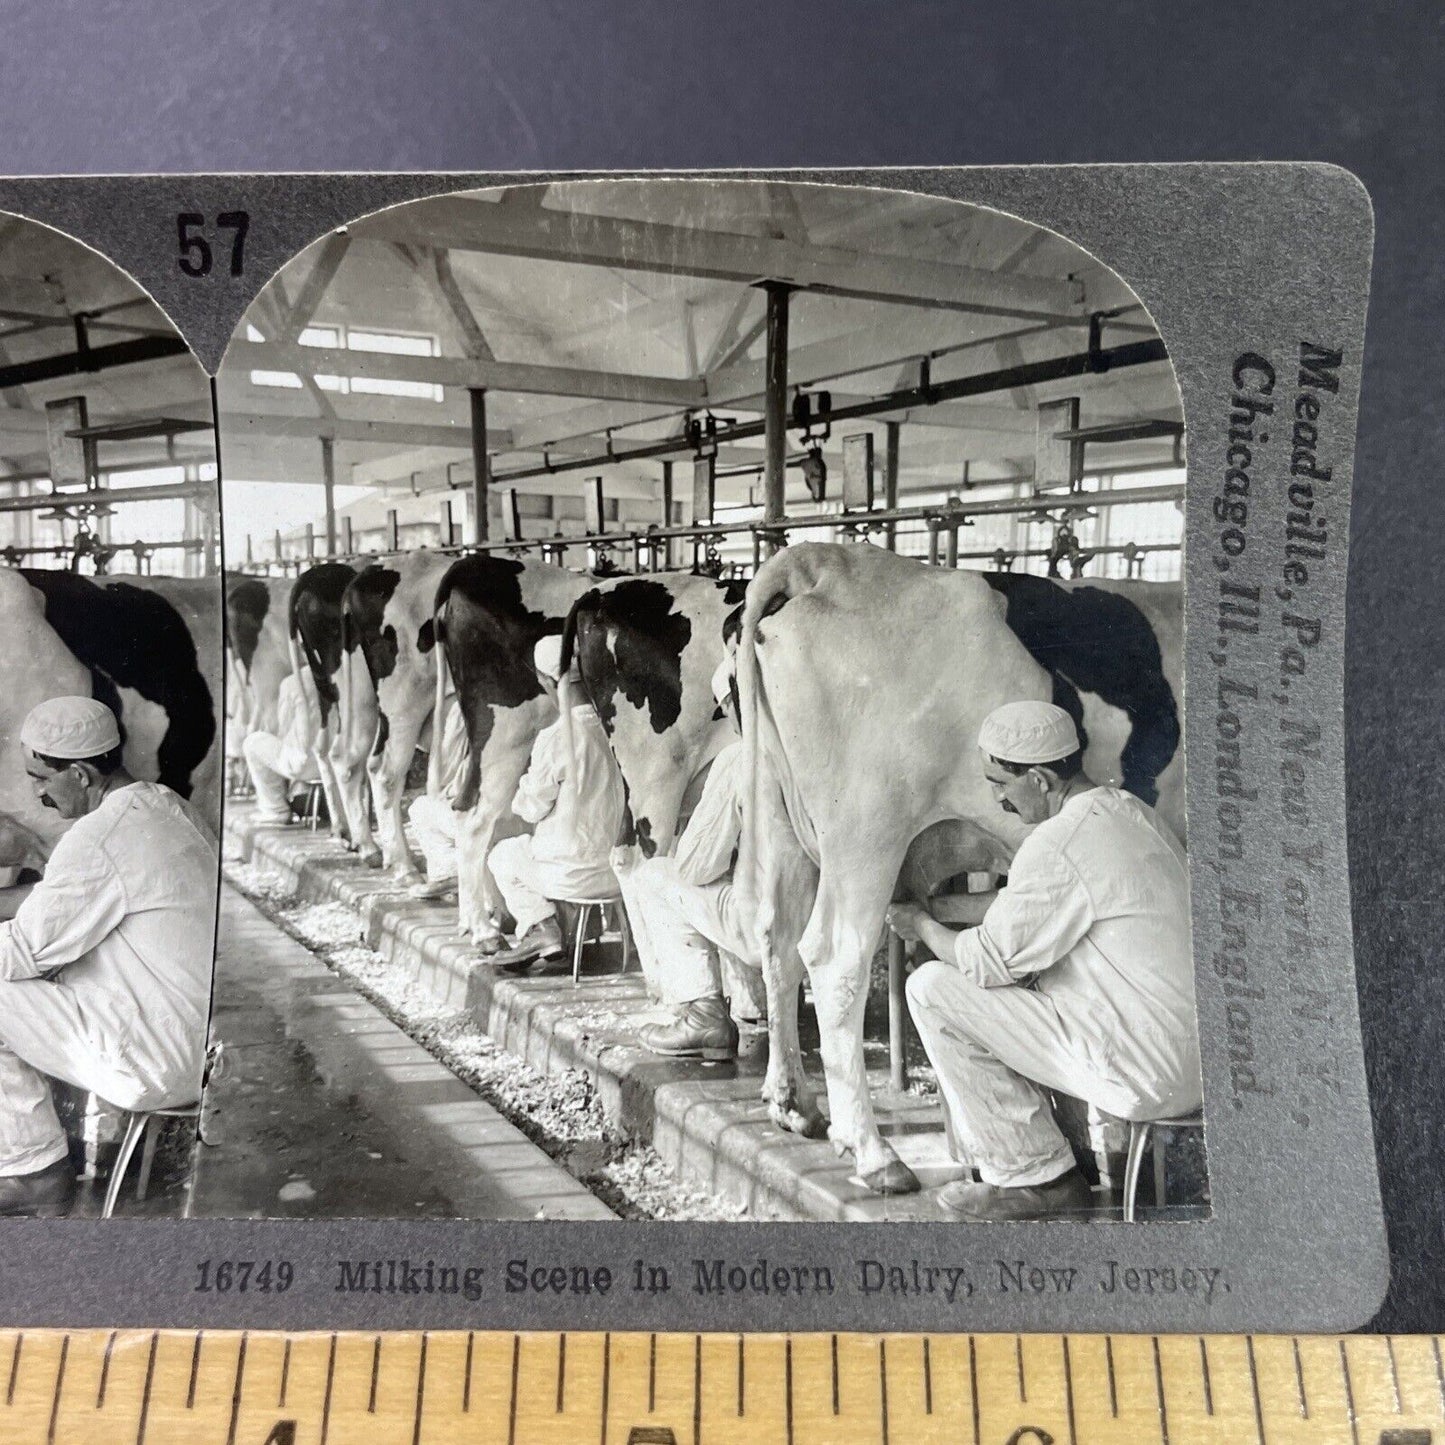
[319,1332,337,1445]
[45,1334,68,1445]
[134,1331,158,1445]
[1152,1334,1169,1445]
[186,1331,202,1410]
[1339,1337,1361,1445]
[411,1332,427,1445]
[95,1330,114,1409]
[507,1334,519,1445]
[224,1331,248,1445]
[9,1327,1445,1443]
[879,1337,889,1445]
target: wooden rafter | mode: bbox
[349,197,1086,321]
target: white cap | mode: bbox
[533,635,565,681]
[978,700,1079,765]
[20,696,121,760]
[711,658,733,706]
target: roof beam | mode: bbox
[224,338,705,406]
[349,197,1085,321]
[277,235,350,341]
[219,411,514,450]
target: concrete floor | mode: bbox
[190,887,613,1220]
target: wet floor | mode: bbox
[190,887,613,1220]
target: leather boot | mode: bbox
[639,995,738,1062]
[936,1166,1094,1222]
[0,1157,77,1218]
[491,916,564,973]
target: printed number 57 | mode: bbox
[177,211,249,277]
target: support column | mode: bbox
[469,387,490,543]
[762,283,791,544]
[884,421,900,552]
[661,459,674,570]
[320,436,337,557]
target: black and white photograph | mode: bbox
[0,215,223,1220]
[214,178,1205,1226]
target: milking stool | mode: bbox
[1122,1109,1206,1222]
[101,1101,203,1219]
[301,779,325,830]
[565,896,634,983]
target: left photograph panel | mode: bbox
[0,215,221,1219]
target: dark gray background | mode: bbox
[0,0,1438,1333]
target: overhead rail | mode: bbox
[489,332,1170,485]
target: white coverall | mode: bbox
[625,742,767,1019]
[487,704,625,934]
[906,787,1200,1189]
[406,693,471,885]
[242,672,321,824]
[0,782,218,1175]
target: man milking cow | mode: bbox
[0,697,216,1216]
[888,700,1199,1222]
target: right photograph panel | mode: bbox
[211,179,1201,1225]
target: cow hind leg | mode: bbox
[368,705,428,880]
[760,957,824,1138]
[313,727,352,846]
[800,867,920,1195]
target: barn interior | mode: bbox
[0,217,217,577]
[214,180,1201,1226]
[220,179,1184,582]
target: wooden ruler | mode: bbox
[0,1330,1441,1444]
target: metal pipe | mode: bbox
[0,334,191,392]
[443,481,1184,556]
[884,421,900,553]
[762,283,790,532]
[0,479,213,513]
[490,338,1170,485]
[888,935,908,1092]
[469,387,490,543]
[321,436,337,556]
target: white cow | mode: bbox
[735,544,1183,1194]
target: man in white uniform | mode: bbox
[486,637,626,970]
[405,688,470,900]
[241,668,321,825]
[0,697,218,1216]
[890,700,1198,1222]
[628,660,766,1061]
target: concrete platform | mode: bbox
[193,884,615,1220]
[225,804,967,1222]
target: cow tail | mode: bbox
[556,602,583,792]
[427,595,450,798]
[736,570,772,960]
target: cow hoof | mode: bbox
[767,1100,826,1138]
[860,1159,921,1196]
[472,934,504,956]
[357,847,383,868]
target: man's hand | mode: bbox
[0,812,45,871]
[886,901,930,944]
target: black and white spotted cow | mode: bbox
[340,550,453,880]
[0,566,222,854]
[287,560,376,855]
[225,574,293,744]
[558,571,749,860]
[433,553,606,948]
